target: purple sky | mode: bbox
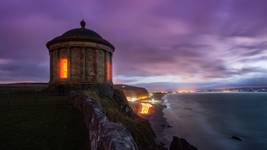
[1,0,267,90]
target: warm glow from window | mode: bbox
[139,103,152,114]
[59,58,68,79]
[107,62,111,81]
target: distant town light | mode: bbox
[176,89,195,93]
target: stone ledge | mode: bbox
[70,93,138,150]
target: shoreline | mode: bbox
[148,103,171,147]
[147,97,198,150]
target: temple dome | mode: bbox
[46,20,114,49]
[62,28,103,39]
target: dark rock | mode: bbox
[97,84,114,98]
[112,89,140,119]
[169,136,197,150]
[159,142,166,146]
[167,124,172,128]
[161,124,172,128]
[113,88,128,104]
[158,142,168,150]
[231,136,242,141]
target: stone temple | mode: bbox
[46,20,114,88]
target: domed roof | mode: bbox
[46,20,114,49]
[61,28,102,39]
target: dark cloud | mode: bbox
[0,60,48,81]
[0,0,267,88]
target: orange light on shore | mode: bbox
[59,58,68,79]
[126,96,149,101]
[139,103,152,114]
[127,97,137,102]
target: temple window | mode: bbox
[107,62,111,81]
[59,58,68,79]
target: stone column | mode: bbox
[49,52,53,82]
[93,49,97,82]
[110,52,112,82]
[104,51,107,82]
[56,49,60,81]
[82,48,87,81]
[80,48,84,81]
[68,47,72,81]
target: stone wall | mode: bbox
[70,93,138,150]
[48,41,113,86]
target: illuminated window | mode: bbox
[59,58,68,79]
[107,62,111,81]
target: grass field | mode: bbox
[0,85,89,150]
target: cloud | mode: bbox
[0,0,267,88]
[0,59,48,82]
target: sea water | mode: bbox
[163,93,267,150]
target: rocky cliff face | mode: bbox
[70,94,138,150]
[114,84,149,101]
[58,84,197,150]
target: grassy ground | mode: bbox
[0,85,89,150]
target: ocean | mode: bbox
[163,93,267,150]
